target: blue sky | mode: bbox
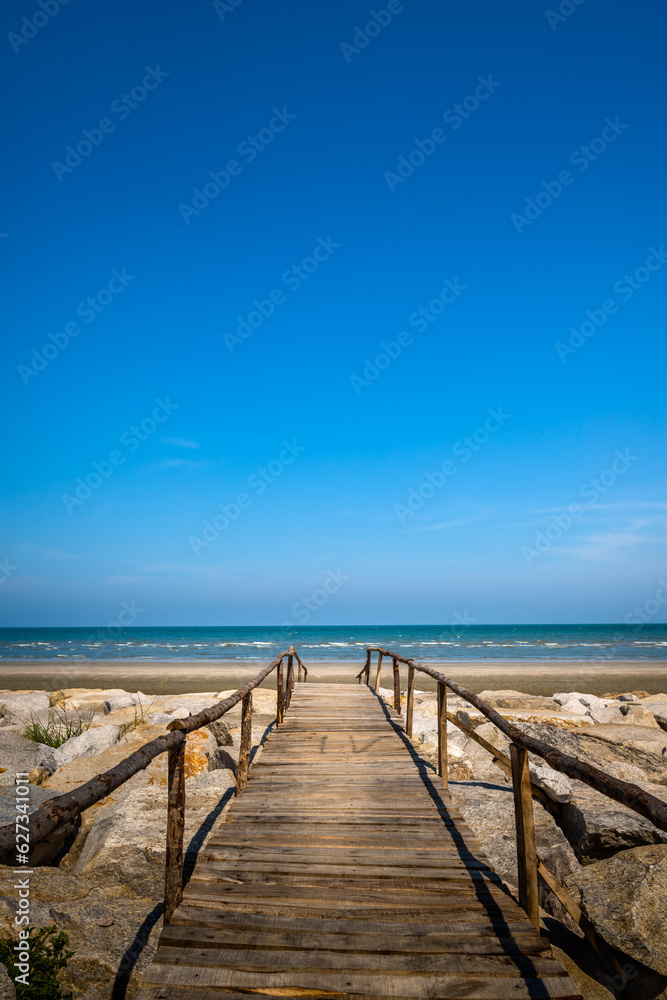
[1,0,665,626]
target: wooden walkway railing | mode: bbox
[137,680,583,999]
[4,642,666,995]
[0,645,307,922]
[357,645,667,974]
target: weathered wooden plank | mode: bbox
[138,681,581,1000]
[142,964,582,998]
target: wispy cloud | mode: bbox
[20,545,80,560]
[162,437,199,449]
[409,516,477,532]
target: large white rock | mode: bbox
[529,762,573,803]
[566,844,667,975]
[73,769,237,896]
[0,692,51,724]
[553,691,619,724]
[53,725,121,768]
[103,693,141,714]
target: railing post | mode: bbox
[362,649,370,684]
[437,682,448,789]
[374,651,383,692]
[510,743,540,929]
[406,664,414,736]
[297,654,302,683]
[164,735,186,923]
[393,658,401,713]
[237,692,253,793]
[286,653,294,709]
[277,658,284,724]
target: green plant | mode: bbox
[22,707,94,749]
[0,925,74,1000]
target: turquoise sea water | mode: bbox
[0,624,665,661]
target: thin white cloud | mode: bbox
[162,437,199,449]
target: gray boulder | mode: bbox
[0,963,15,1000]
[449,780,581,922]
[566,845,667,976]
[103,693,141,714]
[147,712,173,725]
[515,722,667,786]
[0,692,50,725]
[553,691,619,724]
[529,762,573,803]
[0,731,56,775]
[207,717,234,746]
[560,779,667,862]
[0,865,163,1000]
[73,769,236,896]
[644,701,667,732]
[52,725,121,768]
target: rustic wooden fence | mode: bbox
[0,645,307,922]
[357,644,667,963]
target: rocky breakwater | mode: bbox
[381,683,667,991]
[0,684,277,999]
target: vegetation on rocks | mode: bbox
[0,925,74,1000]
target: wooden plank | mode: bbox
[141,964,582,998]
[137,681,581,1000]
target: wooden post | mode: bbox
[406,664,414,736]
[277,659,284,725]
[236,692,253,794]
[164,736,185,923]
[393,658,401,713]
[297,658,302,682]
[363,649,370,684]
[437,682,448,789]
[510,743,540,929]
[374,651,383,692]
[286,654,294,710]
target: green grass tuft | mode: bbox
[0,925,74,1000]
[22,707,94,749]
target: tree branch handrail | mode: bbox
[364,646,667,834]
[0,645,307,920]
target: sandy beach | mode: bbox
[0,658,664,696]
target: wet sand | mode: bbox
[0,659,664,697]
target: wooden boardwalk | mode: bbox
[138,683,582,1000]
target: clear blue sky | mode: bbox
[1,0,665,626]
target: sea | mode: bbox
[0,624,665,662]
